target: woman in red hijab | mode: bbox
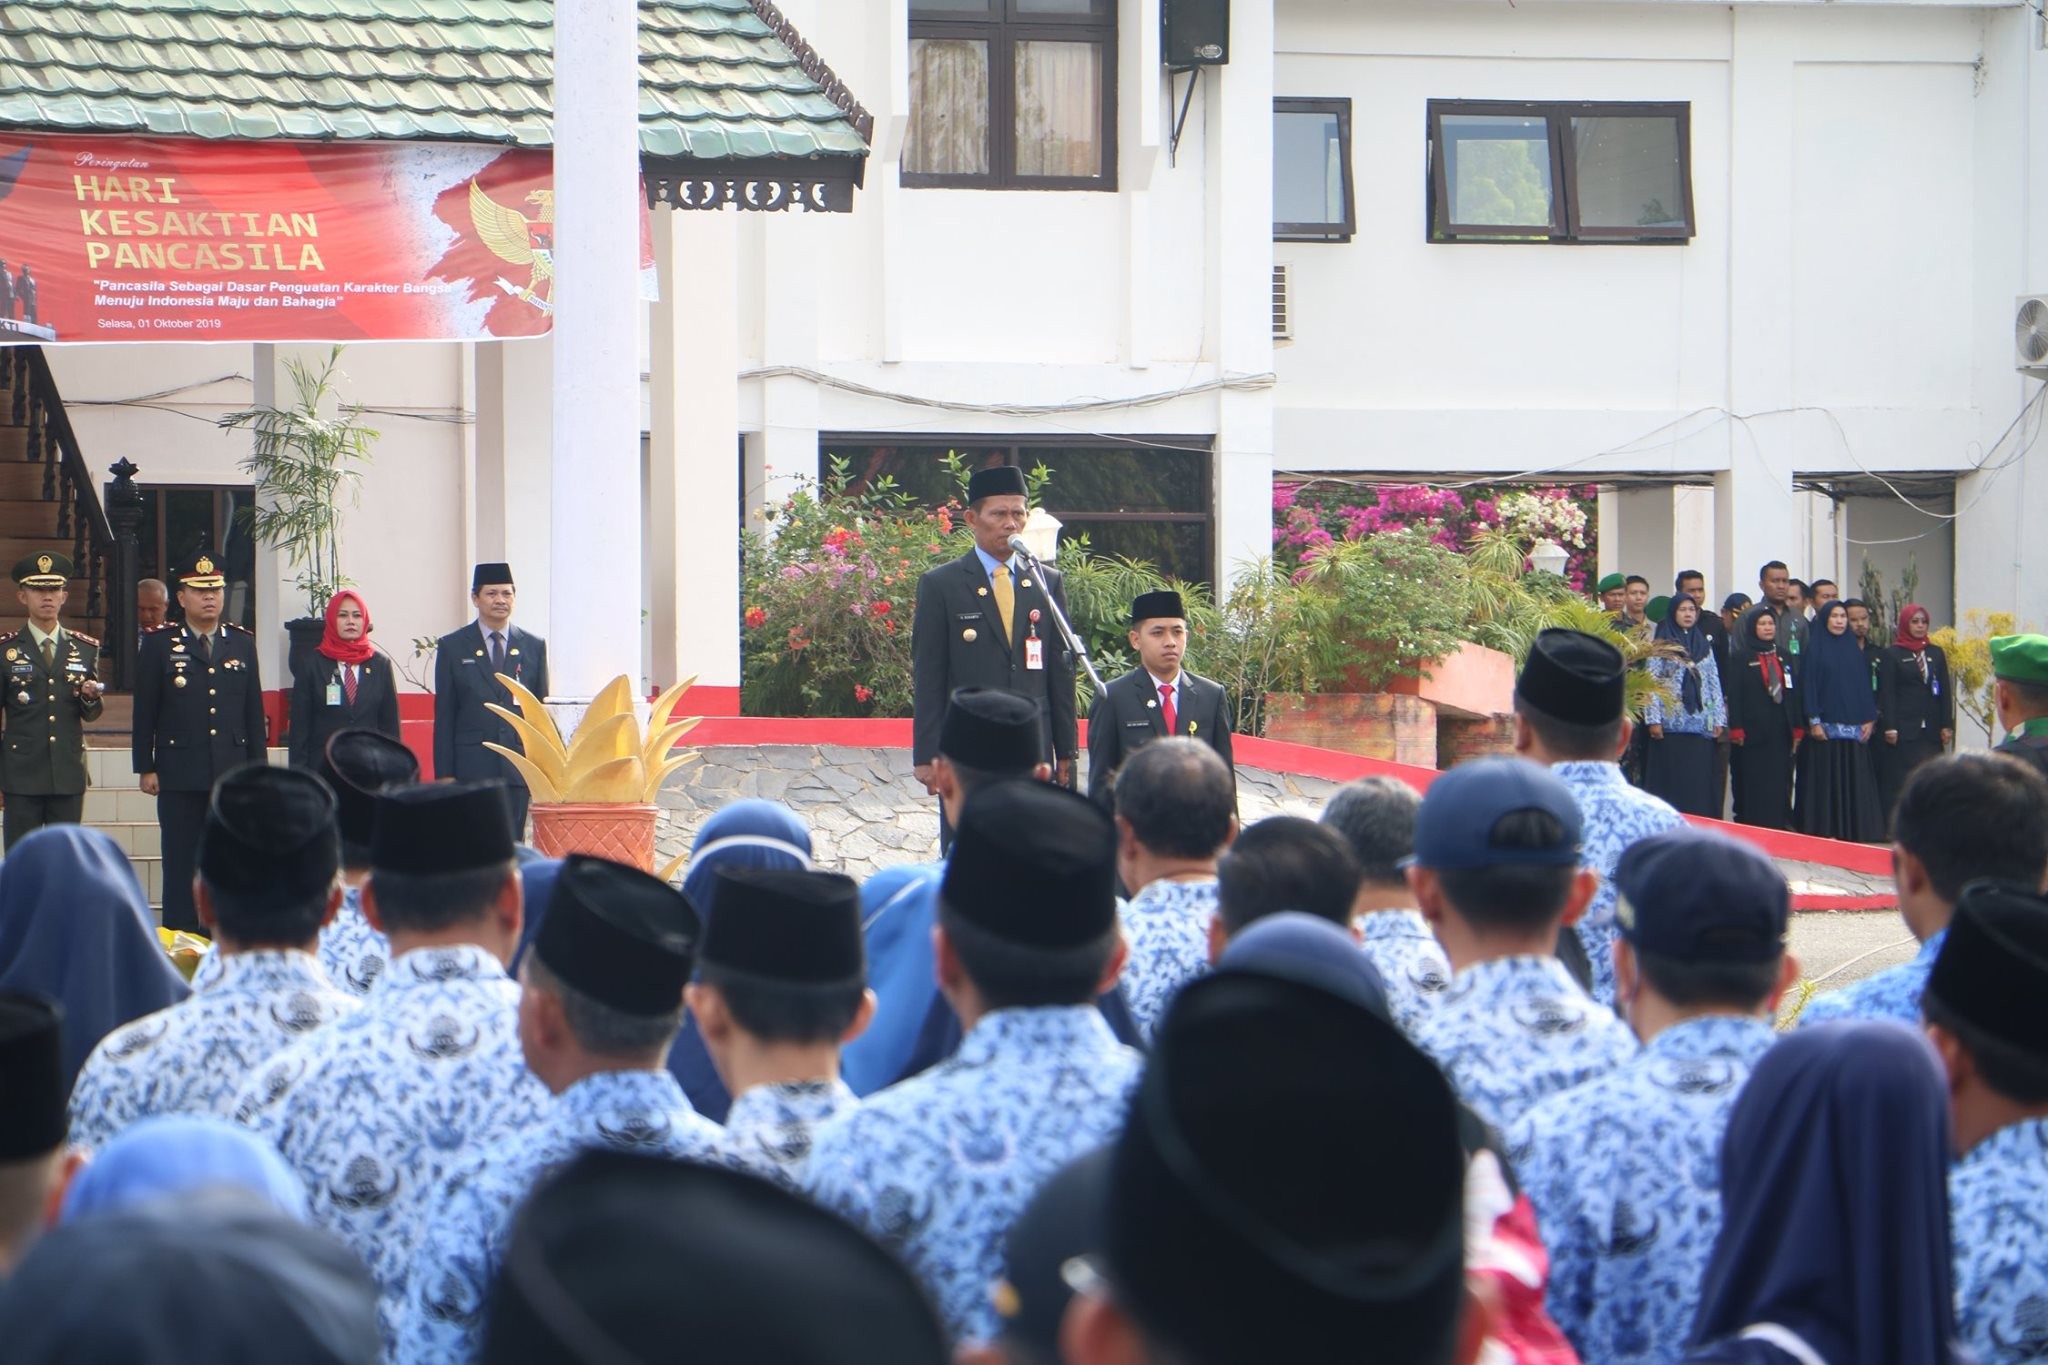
[1875,603,1954,830]
[287,590,401,769]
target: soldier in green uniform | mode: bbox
[1989,633,2048,781]
[0,552,103,849]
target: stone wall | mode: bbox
[654,745,1340,881]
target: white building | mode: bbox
[34,0,2048,721]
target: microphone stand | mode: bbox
[1008,537,1105,696]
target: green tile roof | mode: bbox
[0,0,870,160]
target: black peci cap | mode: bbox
[965,465,1028,504]
[471,563,514,592]
[0,992,65,1160]
[481,1151,949,1365]
[536,855,700,1017]
[319,730,421,855]
[941,781,1117,949]
[197,765,340,902]
[939,688,1043,772]
[1106,972,1466,1364]
[1614,828,1788,964]
[1517,628,1627,727]
[699,868,863,985]
[1130,590,1185,625]
[370,781,514,875]
[1925,882,2048,1058]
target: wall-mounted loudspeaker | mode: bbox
[1163,0,1229,68]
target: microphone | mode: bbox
[1006,535,1039,564]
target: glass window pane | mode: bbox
[1058,520,1211,588]
[1441,113,1555,227]
[1570,115,1685,229]
[1274,108,1347,226]
[1027,447,1207,515]
[905,38,991,176]
[910,0,994,11]
[1015,40,1103,178]
[1016,0,1104,12]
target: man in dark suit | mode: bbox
[1,551,103,848]
[910,465,1077,845]
[133,554,267,931]
[1086,589,1234,808]
[434,562,548,833]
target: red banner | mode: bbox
[0,133,655,344]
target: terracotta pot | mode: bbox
[528,802,658,870]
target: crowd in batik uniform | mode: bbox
[2,625,2048,1365]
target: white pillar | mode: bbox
[473,339,556,640]
[547,0,643,703]
[649,206,742,690]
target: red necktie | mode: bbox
[343,663,358,707]
[1159,682,1177,735]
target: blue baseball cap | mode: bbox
[1408,759,1583,871]
[1613,828,1788,964]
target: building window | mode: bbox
[820,438,1213,585]
[1427,100,1694,243]
[904,0,1117,191]
[1274,98,1355,242]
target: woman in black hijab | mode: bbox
[1724,606,1796,830]
[1796,601,1884,842]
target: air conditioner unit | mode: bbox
[1272,264,1293,341]
[2018,295,2048,374]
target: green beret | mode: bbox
[1596,573,1626,594]
[1990,635,2048,687]
[1646,595,1671,624]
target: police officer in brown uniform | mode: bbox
[133,554,266,931]
[0,552,102,849]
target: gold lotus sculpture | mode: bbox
[484,673,701,806]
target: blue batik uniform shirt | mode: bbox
[392,1068,741,1365]
[231,944,548,1308]
[319,883,389,998]
[1551,762,1687,1006]
[1949,1115,2048,1364]
[1354,908,1452,1037]
[720,1077,859,1177]
[69,949,358,1152]
[1510,1014,1777,1364]
[1797,929,1947,1030]
[805,1005,1142,1345]
[1413,954,1638,1134]
[1117,877,1218,1042]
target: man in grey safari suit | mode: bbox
[911,465,1077,847]
[434,562,549,834]
[1086,589,1234,809]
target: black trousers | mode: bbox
[157,789,208,932]
[505,782,531,842]
[2,792,84,850]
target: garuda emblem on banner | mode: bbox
[468,180,556,314]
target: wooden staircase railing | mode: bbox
[0,347,127,686]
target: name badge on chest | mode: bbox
[326,682,344,707]
[1024,636,1044,671]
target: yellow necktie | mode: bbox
[991,563,1015,643]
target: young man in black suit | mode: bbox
[1085,590,1234,808]
[433,562,549,833]
[910,465,1077,846]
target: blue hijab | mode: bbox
[1687,1021,1966,1364]
[509,851,565,974]
[842,862,948,1097]
[1802,601,1877,726]
[666,801,813,1122]
[0,826,187,1091]
[1217,912,1391,1022]
[62,1114,307,1223]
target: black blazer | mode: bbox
[288,653,403,769]
[1875,644,1954,739]
[910,552,1078,766]
[132,623,267,791]
[433,622,549,783]
[1085,665,1234,806]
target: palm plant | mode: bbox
[220,346,377,618]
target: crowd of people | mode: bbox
[0,609,2044,1364]
[1593,563,1971,843]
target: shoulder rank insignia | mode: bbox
[145,622,174,634]
[224,621,252,634]
[70,631,98,647]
